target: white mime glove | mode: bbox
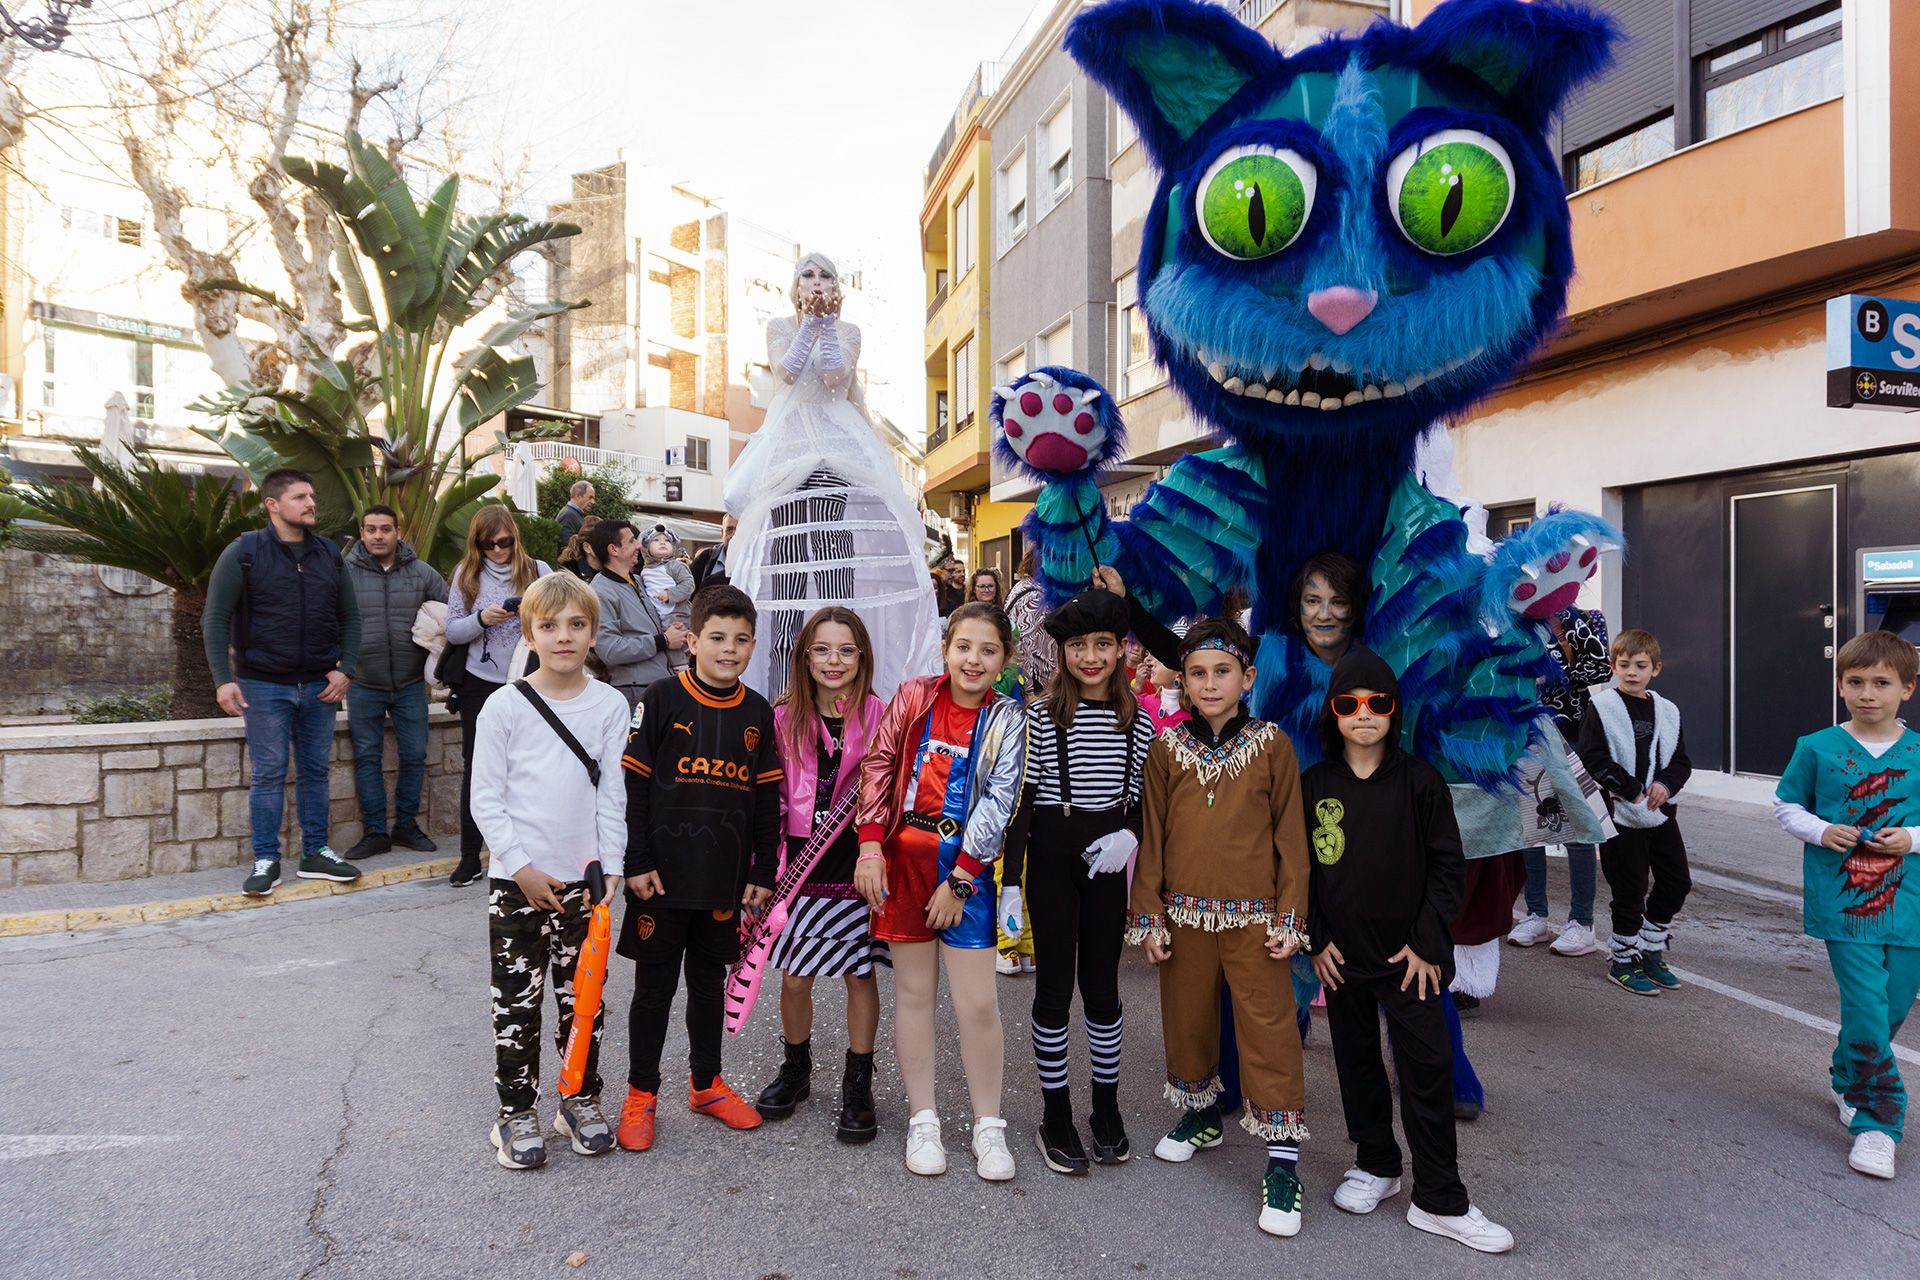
[816,316,844,369]
[999,886,1024,942]
[1085,830,1138,878]
[780,314,825,378]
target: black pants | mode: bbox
[1325,970,1469,1216]
[1028,806,1128,1027]
[1600,819,1690,939]
[489,879,599,1115]
[457,674,506,856]
[625,904,740,1094]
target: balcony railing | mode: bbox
[926,284,949,321]
[1237,0,1283,26]
[926,421,949,452]
[925,61,1007,188]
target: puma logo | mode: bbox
[673,721,694,734]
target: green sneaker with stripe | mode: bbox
[1153,1105,1224,1163]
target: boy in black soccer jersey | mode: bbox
[615,585,784,1151]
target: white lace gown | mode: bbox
[726,315,939,701]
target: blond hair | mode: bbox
[517,572,600,637]
[455,505,541,604]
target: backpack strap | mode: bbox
[514,680,601,787]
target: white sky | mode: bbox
[484,0,1052,428]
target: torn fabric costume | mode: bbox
[726,255,938,703]
[1132,709,1311,1140]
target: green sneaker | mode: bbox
[242,858,281,897]
[1638,951,1681,989]
[1607,959,1660,996]
[1260,1166,1304,1237]
[298,847,361,883]
[1153,1106,1224,1163]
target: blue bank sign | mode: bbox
[1827,294,1920,411]
[1863,547,1920,585]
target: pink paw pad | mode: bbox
[995,373,1110,476]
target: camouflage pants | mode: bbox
[490,880,601,1116]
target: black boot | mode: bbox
[1037,1087,1090,1175]
[1088,1081,1131,1164]
[836,1049,878,1144]
[755,1038,812,1120]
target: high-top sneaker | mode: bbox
[754,1038,812,1120]
[836,1049,878,1144]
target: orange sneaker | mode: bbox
[689,1075,762,1130]
[616,1087,657,1151]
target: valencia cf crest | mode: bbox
[744,725,762,752]
[636,915,656,940]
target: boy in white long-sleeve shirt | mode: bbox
[471,573,633,1169]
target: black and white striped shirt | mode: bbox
[1022,699,1156,811]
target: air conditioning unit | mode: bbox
[664,445,685,467]
[947,492,974,526]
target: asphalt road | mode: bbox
[2,841,1917,1280]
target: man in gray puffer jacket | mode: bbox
[342,505,449,860]
[587,519,689,709]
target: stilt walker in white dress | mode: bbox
[726,254,938,701]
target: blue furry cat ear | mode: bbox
[1064,0,1282,171]
[1370,0,1620,127]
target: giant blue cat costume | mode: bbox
[999,0,1621,857]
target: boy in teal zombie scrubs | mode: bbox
[1773,631,1920,1181]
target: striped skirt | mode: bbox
[769,893,891,978]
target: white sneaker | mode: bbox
[1849,1130,1896,1179]
[1019,954,1036,973]
[1407,1204,1515,1254]
[1550,921,1600,956]
[972,1115,1016,1181]
[1830,1087,1858,1128]
[1332,1167,1402,1214]
[994,953,1020,975]
[904,1109,947,1176]
[1506,915,1558,947]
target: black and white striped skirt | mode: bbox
[769,893,891,978]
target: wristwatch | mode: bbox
[946,876,976,901]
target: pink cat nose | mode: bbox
[1307,286,1378,335]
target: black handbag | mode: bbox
[439,638,472,714]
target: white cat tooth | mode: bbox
[1362,384,1383,401]
[1308,352,1330,370]
[1383,382,1405,397]
[1320,395,1342,411]
[1284,389,1301,405]
[1331,357,1352,375]
[1300,391,1322,408]
[1246,383,1267,398]
[1286,352,1309,372]
[1267,387,1288,403]
[1223,376,1245,394]
[1209,361,1229,383]
[1343,390,1364,406]
[1404,372,1426,390]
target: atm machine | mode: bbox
[1857,546,1920,720]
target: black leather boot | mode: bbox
[836,1049,878,1144]
[755,1038,812,1120]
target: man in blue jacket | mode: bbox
[202,469,362,896]
[341,504,448,861]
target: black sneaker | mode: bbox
[1452,993,1482,1018]
[343,833,391,861]
[1088,1109,1132,1164]
[297,848,360,883]
[449,855,484,887]
[1638,951,1681,990]
[1036,1117,1090,1176]
[242,858,281,897]
[392,823,438,853]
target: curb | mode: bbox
[0,855,473,939]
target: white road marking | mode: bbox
[1688,867,1802,908]
[0,1135,183,1160]
[1667,966,1920,1067]
[248,957,344,977]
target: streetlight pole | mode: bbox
[0,1,90,53]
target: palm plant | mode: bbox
[6,446,262,719]
[195,131,582,568]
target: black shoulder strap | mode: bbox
[514,680,601,787]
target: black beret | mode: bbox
[1043,588,1131,643]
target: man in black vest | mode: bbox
[202,468,363,897]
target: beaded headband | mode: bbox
[1182,635,1252,670]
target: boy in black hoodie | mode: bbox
[1303,647,1513,1255]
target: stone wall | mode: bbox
[0,548,176,716]
[0,709,463,887]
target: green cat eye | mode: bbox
[1386,129,1515,255]
[1195,146,1316,260]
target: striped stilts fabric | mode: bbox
[765,466,856,701]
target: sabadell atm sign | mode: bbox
[1827,294,1920,411]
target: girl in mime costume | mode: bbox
[726,253,939,702]
[1001,588,1156,1174]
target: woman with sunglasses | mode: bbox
[445,505,551,885]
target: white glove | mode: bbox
[1085,830,1138,878]
[999,886,1024,942]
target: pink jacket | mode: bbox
[775,693,884,842]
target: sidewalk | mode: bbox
[0,842,471,937]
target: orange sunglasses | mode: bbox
[1331,692,1395,718]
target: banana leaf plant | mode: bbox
[193,131,584,569]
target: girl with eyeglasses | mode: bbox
[746,608,890,1144]
[445,504,551,885]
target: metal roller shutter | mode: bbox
[1690,0,1828,55]
[1561,0,1677,153]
